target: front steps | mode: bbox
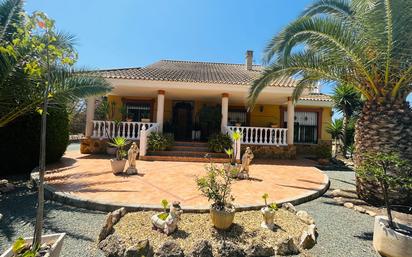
[140,141,228,163]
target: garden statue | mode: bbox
[238,147,254,179]
[125,142,139,175]
[151,201,183,235]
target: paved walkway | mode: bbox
[44,151,328,209]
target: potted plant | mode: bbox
[196,162,235,230]
[357,152,412,257]
[106,120,122,155]
[109,137,130,174]
[148,132,174,151]
[207,133,232,153]
[141,115,150,123]
[2,234,66,257]
[261,193,278,229]
[223,148,240,178]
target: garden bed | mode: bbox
[113,209,309,255]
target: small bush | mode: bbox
[0,106,69,175]
[315,142,332,159]
[208,133,232,153]
[148,132,174,151]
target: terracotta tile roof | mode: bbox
[299,93,333,102]
[95,60,296,87]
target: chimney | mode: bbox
[245,50,253,70]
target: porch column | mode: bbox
[221,93,229,132]
[287,97,295,145]
[85,96,96,137]
[156,90,165,132]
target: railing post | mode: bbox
[235,128,241,162]
[140,125,147,157]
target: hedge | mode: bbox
[0,106,69,176]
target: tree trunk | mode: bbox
[355,99,412,206]
[342,114,348,158]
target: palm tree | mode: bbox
[326,118,344,157]
[331,84,362,157]
[248,0,412,205]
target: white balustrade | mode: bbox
[91,120,157,140]
[139,123,160,157]
[227,126,288,146]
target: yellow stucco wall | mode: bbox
[321,107,332,141]
[249,104,281,127]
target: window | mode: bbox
[284,111,318,144]
[126,103,151,122]
[228,108,248,126]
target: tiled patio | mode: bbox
[45,151,329,210]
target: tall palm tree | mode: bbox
[331,84,362,157]
[248,0,412,205]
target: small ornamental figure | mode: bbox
[125,142,139,175]
[238,147,254,179]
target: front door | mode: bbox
[173,101,193,141]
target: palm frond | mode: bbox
[0,0,23,42]
[301,0,352,18]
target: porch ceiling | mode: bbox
[107,78,292,105]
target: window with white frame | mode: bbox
[126,103,151,122]
[284,111,318,144]
[228,108,247,126]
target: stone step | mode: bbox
[147,150,227,158]
[140,155,227,163]
[170,145,209,152]
[173,141,208,147]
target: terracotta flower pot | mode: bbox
[1,233,65,257]
[261,207,275,229]
[373,215,412,257]
[110,159,127,175]
[210,206,235,230]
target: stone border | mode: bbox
[32,169,330,213]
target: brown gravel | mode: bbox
[114,209,308,254]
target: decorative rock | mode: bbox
[155,241,184,257]
[343,202,354,209]
[333,197,344,205]
[112,207,127,224]
[0,180,15,193]
[331,189,341,197]
[188,240,213,257]
[275,237,300,256]
[218,241,245,257]
[281,202,297,214]
[97,234,126,257]
[98,213,114,242]
[299,224,318,249]
[296,210,315,225]
[244,242,275,257]
[124,239,153,257]
[366,210,377,217]
[354,206,366,214]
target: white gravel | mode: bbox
[0,157,379,256]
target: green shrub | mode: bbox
[207,133,232,153]
[148,132,174,151]
[315,142,332,159]
[0,106,69,175]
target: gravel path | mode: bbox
[302,170,379,257]
[0,166,378,256]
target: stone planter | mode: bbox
[141,118,151,123]
[373,215,412,257]
[1,233,65,257]
[210,206,235,230]
[106,146,117,155]
[261,207,275,229]
[110,159,127,175]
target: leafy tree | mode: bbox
[326,118,343,157]
[357,152,412,228]
[248,0,412,204]
[0,1,111,251]
[331,84,362,156]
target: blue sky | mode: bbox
[26,0,410,106]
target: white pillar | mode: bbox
[287,97,295,145]
[221,93,229,132]
[85,97,96,137]
[156,90,165,133]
